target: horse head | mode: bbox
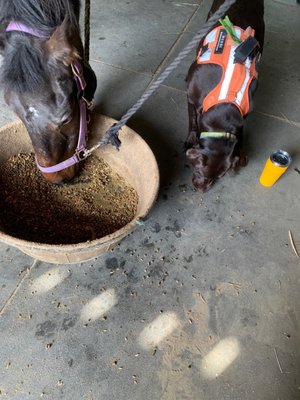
[0,14,97,183]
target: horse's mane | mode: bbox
[0,0,80,33]
[0,0,80,93]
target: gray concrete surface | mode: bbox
[1,0,300,399]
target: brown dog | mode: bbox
[185,0,265,192]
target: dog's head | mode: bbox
[186,104,247,192]
[186,138,247,192]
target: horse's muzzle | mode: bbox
[41,164,78,184]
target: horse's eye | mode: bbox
[26,110,33,121]
[59,116,72,127]
[58,76,69,85]
[26,108,37,122]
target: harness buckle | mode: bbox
[71,61,83,79]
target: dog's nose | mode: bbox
[192,176,214,192]
[201,181,214,192]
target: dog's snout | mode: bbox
[192,173,214,192]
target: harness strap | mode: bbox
[200,131,236,141]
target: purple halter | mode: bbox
[6,22,91,174]
[6,22,49,39]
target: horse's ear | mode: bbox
[47,17,81,66]
[0,24,7,53]
[0,37,5,53]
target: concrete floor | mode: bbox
[1,0,300,399]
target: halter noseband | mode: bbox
[6,22,91,174]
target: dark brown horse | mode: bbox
[0,0,97,183]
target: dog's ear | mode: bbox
[186,146,208,165]
[186,147,201,161]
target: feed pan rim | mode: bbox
[0,218,138,251]
[0,116,159,254]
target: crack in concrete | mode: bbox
[0,259,38,316]
[254,110,300,128]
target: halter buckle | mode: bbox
[76,147,88,161]
[82,96,93,109]
[71,61,83,79]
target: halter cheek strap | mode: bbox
[5,22,91,174]
[36,59,90,174]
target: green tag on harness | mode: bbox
[218,16,242,45]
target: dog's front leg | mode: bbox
[185,101,199,150]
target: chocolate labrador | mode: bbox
[185,0,265,192]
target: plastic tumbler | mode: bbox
[259,150,292,187]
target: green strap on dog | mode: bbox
[219,16,242,45]
[200,132,236,141]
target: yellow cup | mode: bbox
[259,150,292,187]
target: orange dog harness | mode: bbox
[197,25,260,116]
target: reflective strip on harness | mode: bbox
[197,25,259,116]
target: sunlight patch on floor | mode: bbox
[30,267,70,294]
[200,337,240,379]
[139,312,180,350]
[80,289,117,323]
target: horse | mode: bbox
[0,0,97,183]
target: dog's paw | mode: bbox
[228,154,248,176]
[240,154,249,167]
